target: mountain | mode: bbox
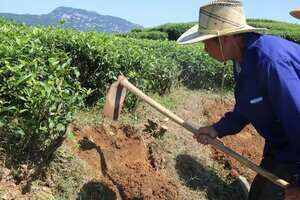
[0,7,143,33]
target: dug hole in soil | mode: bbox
[68,123,179,200]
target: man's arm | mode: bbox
[213,104,250,138]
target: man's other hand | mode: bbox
[193,126,218,145]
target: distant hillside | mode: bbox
[0,7,143,33]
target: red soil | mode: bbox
[68,123,178,200]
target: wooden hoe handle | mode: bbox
[118,76,290,189]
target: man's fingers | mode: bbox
[194,126,218,145]
[194,135,210,145]
[200,137,208,145]
[202,136,209,145]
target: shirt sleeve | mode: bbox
[263,59,300,187]
[212,104,250,138]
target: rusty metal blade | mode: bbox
[102,80,127,120]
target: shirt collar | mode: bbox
[238,33,262,71]
[244,32,262,51]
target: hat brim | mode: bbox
[177,24,266,45]
[290,9,300,19]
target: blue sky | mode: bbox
[0,0,299,27]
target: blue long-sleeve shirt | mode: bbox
[212,33,300,186]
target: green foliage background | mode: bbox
[1,18,299,163]
[115,30,169,41]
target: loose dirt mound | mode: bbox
[68,123,178,200]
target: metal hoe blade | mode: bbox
[102,80,127,120]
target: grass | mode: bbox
[73,107,104,128]
[47,147,90,200]
[72,86,188,128]
[71,72,234,128]
[151,91,183,111]
[14,145,95,200]
[0,189,4,199]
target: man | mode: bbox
[290,8,300,19]
[177,1,300,200]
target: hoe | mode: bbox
[103,75,290,189]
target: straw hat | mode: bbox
[290,8,300,19]
[177,0,265,44]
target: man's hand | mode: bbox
[193,126,218,145]
[285,186,300,200]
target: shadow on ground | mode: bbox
[77,181,117,200]
[76,137,117,200]
[176,154,245,200]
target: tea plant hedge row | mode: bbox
[144,23,196,41]
[247,19,300,43]
[0,21,88,161]
[36,26,231,103]
[116,30,168,40]
[0,19,231,160]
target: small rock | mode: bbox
[108,131,115,136]
[161,125,168,131]
[162,118,169,122]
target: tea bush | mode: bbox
[246,19,300,43]
[116,31,168,40]
[35,29,181,106]
[144,23,196,41]
[0,21,87,161]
